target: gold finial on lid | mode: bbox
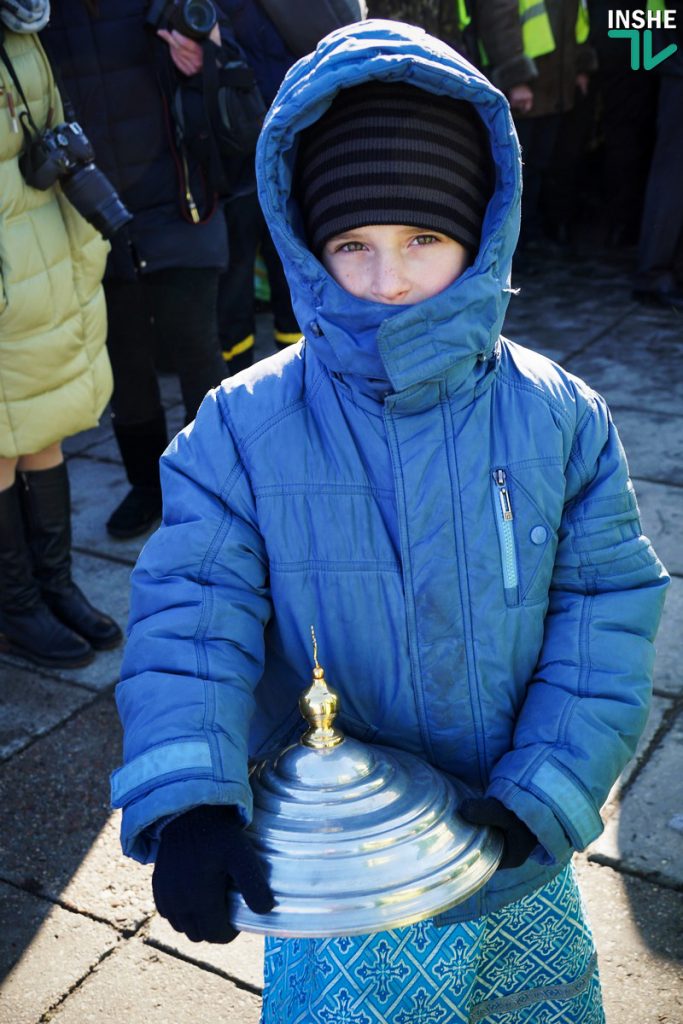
[299,627,344,749]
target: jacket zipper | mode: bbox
[492,468,519,601]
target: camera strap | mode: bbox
[0,36,42,145]
[151,32,216,224]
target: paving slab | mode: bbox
[610,407,683,488]
[652,574,683,697]
[504,300,626,359]
[630,479,683,578]
[0,552,130,693]
[62,416,112,458]
[562,317,683,412]
[68,456,152,565]
[0,695,153,931]
[511,255,634,308]
[0,664,95,763]
[587,708,683,888]
[0,881,118,1024]
[500,303,574,364]
[574,857,683,1024]
[602,694,673,816]
[48,938,262,1024]
[148,917,264,991]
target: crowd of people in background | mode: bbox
[371,0,683,298]
[1,0,682,670]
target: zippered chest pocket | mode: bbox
[491,467,558,607]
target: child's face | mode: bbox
[321,224,470,305]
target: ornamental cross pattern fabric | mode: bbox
[260,864,604,1024]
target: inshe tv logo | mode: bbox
[608,8,679,69]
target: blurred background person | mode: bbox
[216,0,301,375]
[367,0,465,50]
[0,3,122,668]
[588,0,657,249]
[216,0,368,373]
[371,2,599,257]
[43,0,231,540]
[631,3,683,309]
[473,0,597,257]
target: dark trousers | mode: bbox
[543,89,596,237]
[218,191,299,373]
[105,268,224,427]
[598,69,657,240]
[515,115,562,246]
[637,75,683,288]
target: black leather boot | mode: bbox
[0,481,94,668]
[19,464,123,651]
[106,412,167,539]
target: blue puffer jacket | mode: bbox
[111,20,668,920]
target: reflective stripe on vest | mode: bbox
[576,0,590,44]
[519,0,556,59]
[519,0,590,58]
[458,0,471,30]
[464,0,590,67]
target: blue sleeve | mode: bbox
[110,388,272,864]
[488,391,669,863]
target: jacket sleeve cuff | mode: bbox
[111,743,253,863]
[487,758,604,864]
[489,55,538,94]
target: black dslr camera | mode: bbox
[20,121,132,239]
[146,0,218,40]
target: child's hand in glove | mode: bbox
[152,804,275,943]
[459,796,538,870]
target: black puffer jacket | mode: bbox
[42,0,229,279]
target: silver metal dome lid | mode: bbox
[228,632,503,937]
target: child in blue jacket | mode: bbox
[111,20,668,1023]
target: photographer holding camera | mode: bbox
[42,0,253,538]
[0,3,123,667]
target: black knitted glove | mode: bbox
[459,796,538,870]
[152,804,275,943]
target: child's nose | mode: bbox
[371,256,410,303]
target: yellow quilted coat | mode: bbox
[0,30,111,459]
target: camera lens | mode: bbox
[181,0,217,37]
[61,165,133,239]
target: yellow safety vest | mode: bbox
[458,0,471,29]
[459,0,590,63]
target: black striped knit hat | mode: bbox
[296,81,493,256]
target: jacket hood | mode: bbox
[256,19,521,397]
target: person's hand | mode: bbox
[576,72,590,97]
[507,83,534,115]
[459,796,538,869]
[152,804,275,943]
[157,22,221,76]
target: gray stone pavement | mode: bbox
[1,247,682,1023]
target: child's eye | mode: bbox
[412,234,440,246]
[336,241,367,253]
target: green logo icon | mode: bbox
[608,27,678,69]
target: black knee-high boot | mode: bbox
[19,464,123,651]
[0,480,94,668]
[107,411,167,539]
